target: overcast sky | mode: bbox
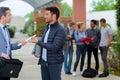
[0,0,93,17]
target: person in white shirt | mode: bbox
[99,18,113,77]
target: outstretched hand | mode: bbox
[29,37,38,44]
[19,40,27,46]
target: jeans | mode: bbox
[99,46,108,72]
[87,47,99,71]
[64,46,73,73]
[73,45,86,72]
[41,59,62,80]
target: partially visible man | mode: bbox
[86,19,101,73]
[30,7,65,80]
[63,22,75,75]
[0,7,26,80]
[99,18,113,77]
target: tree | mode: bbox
[91,0,116,11]
[61,2,72,16]
[24,12,34,36]
[113,0,120,57]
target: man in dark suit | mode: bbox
[0,7,26,80]
[30,7,65,80]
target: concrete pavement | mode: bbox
[11,32,120,80]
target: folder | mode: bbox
[0,57,23,78]
[80,36,95,44]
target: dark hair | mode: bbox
[91,19,97,25]
[45,7,60,20]
[100,18,106,23]
[0,7,10,19]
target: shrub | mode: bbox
[7,25,16,38]
[36,17,46,37]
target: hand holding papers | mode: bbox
[80,36,95,44]
[25,34,36,42]
[18,34,36,46]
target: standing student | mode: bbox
[72,22,86,76]
[0,7,26,80]
[99,18,112,77]
[30,7,65,80]
[86,19,101,73]
[63,22,75,75]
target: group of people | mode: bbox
[0,6,112,80]
[0,6,66,80]
[63,18,112,78]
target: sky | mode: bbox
[0,0,93,17]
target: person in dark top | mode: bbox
[63,22,75,75]
[86,19,101,73]
[30,7,65,80]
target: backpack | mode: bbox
[82,68,97,78]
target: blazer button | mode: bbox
[6,46,7,48]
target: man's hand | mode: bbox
[67,35,72,38]
[29,37,38,43]
[34,54,40,58]
[95,46,98,48]
[85,41,90,44]
[2,53,10,59]
[19,40,27,46]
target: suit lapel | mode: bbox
[0,27,7,42]
[6,28,10,42]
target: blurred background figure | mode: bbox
[72,22,87,76]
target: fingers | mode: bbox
[85,41,90,44]
[19,40,27,46]
[19,36,38,46]
[34,55,40,58]
[67,35,71,38]
[29,37,38,43]
[2,53,10,59]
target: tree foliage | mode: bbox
[113,0,120,57]
[116,0,120,27]
[91,0,116,11]
[61,2,72,16]
[24,12,34,36]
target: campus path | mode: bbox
[11,32,120,80]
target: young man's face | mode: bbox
[44,10,54,23]
[5,10,12,23]
[90,22,95,28]
[100,21,106,27]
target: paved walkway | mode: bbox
[11,32,120,80]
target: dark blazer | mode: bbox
[37,21,66,64]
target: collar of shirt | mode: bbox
[91,26,97,29]
[0,23,6,35]
[48,21,58,28]
[0,23,5,29]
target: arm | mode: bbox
[11,42,21,50]
[96,30,101,47]
[30,28,65,51]
[11,40,26,50]
[107,34,113,47]
[38,28,65,50]
[106,28,113,47]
